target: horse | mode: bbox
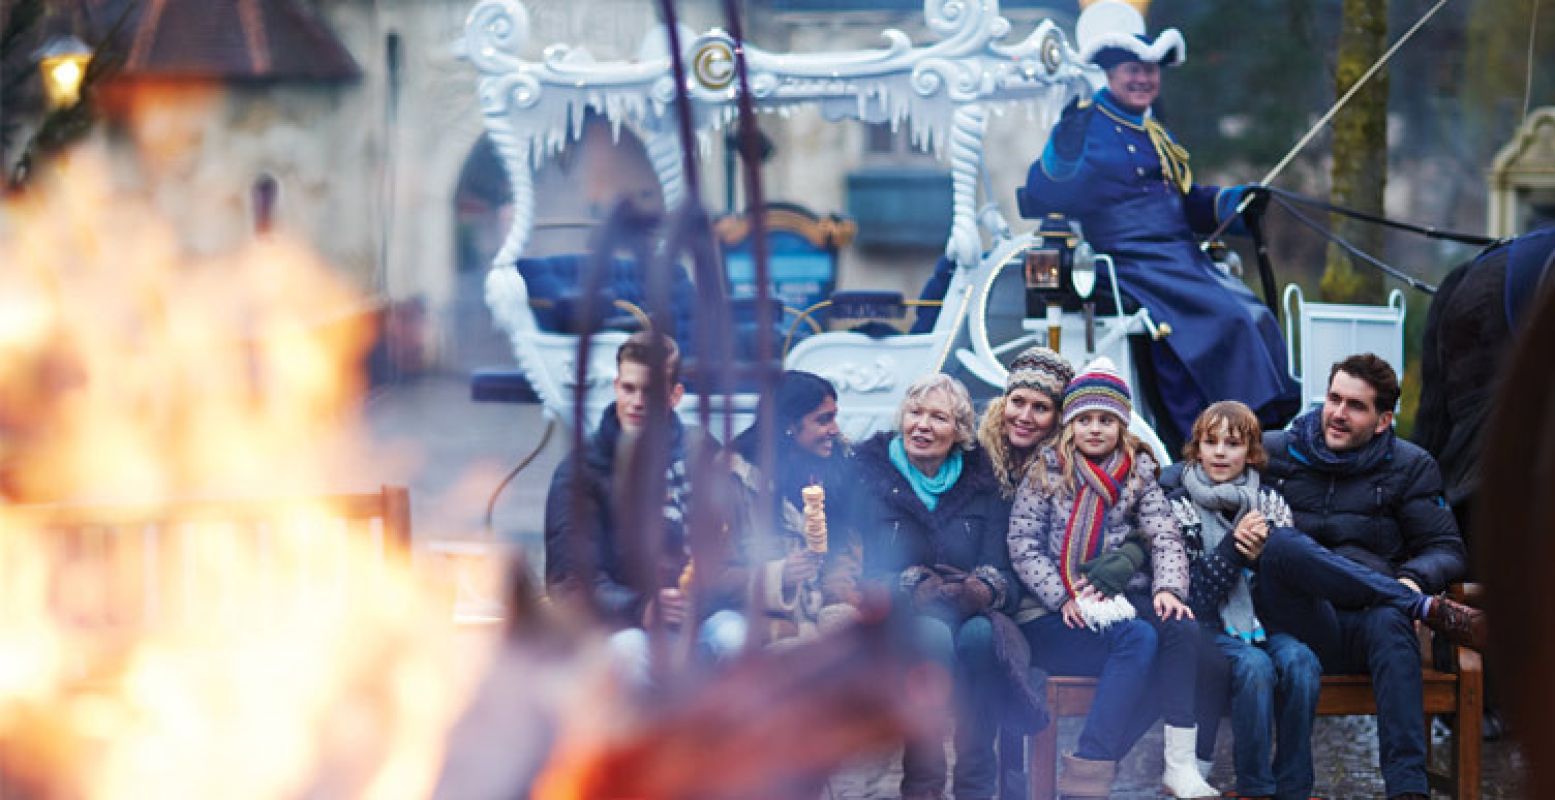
[1414,225,1555,546]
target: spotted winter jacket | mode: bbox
[1007,447,1189,614]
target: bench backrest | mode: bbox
[1283,285,1408,411]
[4,486,411,628]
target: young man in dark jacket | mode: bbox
[543,332,692,632]
[1259,354,1486,800]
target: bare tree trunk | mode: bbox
[1321,0,1389,302]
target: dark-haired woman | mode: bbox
[728,370,860,645]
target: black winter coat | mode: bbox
[1262,428,1467,595]
[543,404,689,628]
[846,433,1017,613]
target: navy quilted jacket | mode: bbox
[1262,428,1466,594]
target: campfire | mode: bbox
[0,146,931,800]
[0,148,472,798]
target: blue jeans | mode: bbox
[1254,528,1431,797]
[904,614,1001,799]
[1021,593,1198,761]
[608,609,749,687]
[1213,632,1320,800]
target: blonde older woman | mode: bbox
[848,373,1014,800]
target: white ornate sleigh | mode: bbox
[459,0,1170,455]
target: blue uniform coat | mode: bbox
[1021,89,1298,438]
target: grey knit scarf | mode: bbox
[1182,463,1265,642]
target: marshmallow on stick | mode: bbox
[800,485,828,553]
[678,560,694,595]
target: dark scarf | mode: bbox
[593,403,690,543]
[774,448,838,512]
[1287,409,1393,476]
[733,431,843,518]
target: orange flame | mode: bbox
[0,147,481,798]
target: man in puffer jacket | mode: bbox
[1260,353,1485,800]
[543,333,745,685]
[544,332,692,629]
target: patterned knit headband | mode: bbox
[1007,346,1074,399]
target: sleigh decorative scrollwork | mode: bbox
[461,0,1169,456]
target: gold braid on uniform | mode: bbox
[1096,102,1193,195]
[1144,118,1192,194]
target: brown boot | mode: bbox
[1057,752,1116,798]
[1424,595,1487,650]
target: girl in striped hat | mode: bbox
[1007,357,1217,798]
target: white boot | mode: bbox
[1161,725,1219,798]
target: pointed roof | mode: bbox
[86,0,359,82]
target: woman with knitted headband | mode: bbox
[1006,358,1216,798]
[977,345,1075,499]
[976,346,1073,797]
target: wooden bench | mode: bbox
[1028,624,1483,799]
[8,486,412,626]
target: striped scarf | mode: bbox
[663,456,690,543]
[1060,449,1132,597]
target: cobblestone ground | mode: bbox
[825,716,1524,799]
[365,377,1524,800]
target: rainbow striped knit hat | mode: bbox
[1062,357,1133,426]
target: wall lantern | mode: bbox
[36,34,94,110]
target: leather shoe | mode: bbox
[1424,595,1487,650]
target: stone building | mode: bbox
[38,0,1081,375]
[23,0,1541,377]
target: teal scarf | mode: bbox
[888,436,963,511]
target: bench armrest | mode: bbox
[1450,581,1483,605]
[1418,582,1485,670]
